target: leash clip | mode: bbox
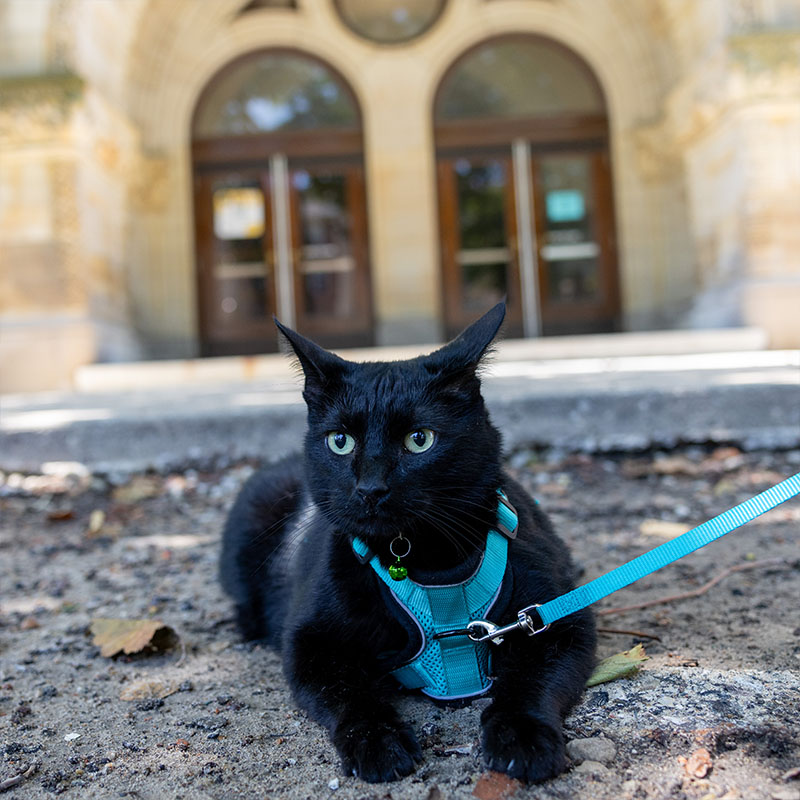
[465,604,549,645]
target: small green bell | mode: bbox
[388,535,411,581]
[388,559,408,581]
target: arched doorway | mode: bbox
[434,35,620,339]
[192,49,373,355]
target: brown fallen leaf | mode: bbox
[678,747,713,778]
[586,644,648,687]
[119,679,180,701]
[47,509,74,522]
[473,771,521,800]
[90,618,179,658]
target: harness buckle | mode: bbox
[495,491,519,539]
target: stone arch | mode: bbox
[120,0,375,355]
[115,0,691,353]
[414,0,685,332]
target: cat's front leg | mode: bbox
[480,612,596,783]
[332,709,422,782]
[285,623,422,782]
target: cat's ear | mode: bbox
[427,301,506,376]
[275,318,346,399]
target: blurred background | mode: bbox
[1,0,799,392]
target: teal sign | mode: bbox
[546,190,585,222]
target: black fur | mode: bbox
[219,302,596,783]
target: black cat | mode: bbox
[219,302,596,783]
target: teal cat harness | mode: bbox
[352,473,800,696]
[351,491,518,700]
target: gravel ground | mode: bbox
[1,446,799,800]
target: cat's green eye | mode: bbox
[404,428,435,454]
[327,432,356,455]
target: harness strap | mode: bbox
[532,471,800,628]
[351,490,516,699]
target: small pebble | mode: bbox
[328,777,340,790]
[566,736,617,765]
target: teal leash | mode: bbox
[464,472,800,644]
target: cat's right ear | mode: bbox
[274,319,345,400]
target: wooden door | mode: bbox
[288,161,373,348]
[531,150,620,334]
[437,153,524,339]
[194,169,277,356]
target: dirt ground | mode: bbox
[1,446,799,800]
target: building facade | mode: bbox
[1,0,799,390]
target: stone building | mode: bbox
[1,0,799,391]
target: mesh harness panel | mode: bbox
[351,492,517,700]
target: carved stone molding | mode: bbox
[0,73,84,138]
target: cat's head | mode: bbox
[276,303,506,564]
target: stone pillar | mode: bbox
[0,73,94,391]
[730,32,800,347]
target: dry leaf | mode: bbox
[90,618,179,658]
[680,747,713,778]
[47,509,74,522]
[653,456,698,476]
[87,509,106,536]
[639,519,691,539]
[586,644,648,687]
[112,476,162,504]
[472,771,521,800]
[119,679,179,701]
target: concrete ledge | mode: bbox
[1,382,797,476]
[73,327,770,392]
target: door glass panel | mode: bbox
[538,155,600,303]
[436,37,604,121]
[454,158,510,312]
[293,169,355,318]
[210,177,271,327]
[194,53,359,137]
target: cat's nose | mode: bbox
[356,481,389,508]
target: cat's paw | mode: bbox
[334,719,422,783]
[480,709,566,783]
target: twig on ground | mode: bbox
[0,775,23,793]
[597,627,662,641]
[0,762,37,793]
[597,558,788,617]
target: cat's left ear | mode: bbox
[275,319,346,400]
[426,301,505,377]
